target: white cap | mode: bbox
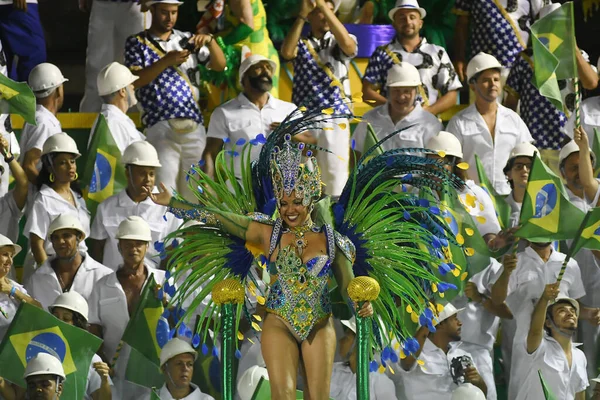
[238,54,277,86]
[451,383,486,400]
[160,338,198,367]
[0,234,22,256]
[559,140,595,166]
[97,62,139,97]
[388,0,426,20]
[50,291,89,322]
[146,0,183,6]
[508,142,538,160]
[48,214,87,240]
[426,131,463,159]
[23,353,66,380]
[28,63,68,98]
[116,216,153,242]
[386,63,421,87]
[437,303,464,324]
[466,52,503,82]
[41,133,81,158]
[237,366,269,400]
[539,3,561,20]
[122,141,162,167]
[549,294,580,317]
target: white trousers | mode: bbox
[315,117,350,197]
[145,120,207,202]
[80,1,149,112]
[460,342,497,400]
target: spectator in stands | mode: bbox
[394,303,488,399]
[0,0,46,81]
[353,63,442,159]
[0,234,41,341]
[446,52,533,195]
[90,141,179,270]
[362,0,461,115]
[26,214,112,310]
[280,0,356,197]
[24,133,90,282]
[125,0,226,201]
[50,291,113,400]
[0,38,20,198]
[0,134,27,245]
[22,353,65,400]
[88,62,145,154]
[157,338,215,400]
[203,54,304,180]
[79,0,149,112]
[515,292,588,399]
[565,65,600,146]
[19,63,67,185]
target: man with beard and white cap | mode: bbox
[88,62,145,155]
[515,291,588,399]
[203,53,298,181]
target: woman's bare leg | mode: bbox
[261,314,301,400]
[300,318,337,400]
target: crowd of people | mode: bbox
[1,0,600,399]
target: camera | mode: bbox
[179,36,196,52]
[450,355,473,385]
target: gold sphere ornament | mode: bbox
[347,276,380,302]
[212,279,245,305]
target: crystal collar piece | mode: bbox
[283,221,320,256]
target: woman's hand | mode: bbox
[357,301,373,318]
[0,278,12,295]
[143,182,173,206]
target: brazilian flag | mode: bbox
[593,128,600,178]
[0,73,36,125]
[83,114,127,219]
[475,154,511,229]
[0,303,102,399]
[530,2,577,111]
[516,156,585,242]
[568,208,600,258]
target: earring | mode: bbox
[74,172,79,180]
[49,173,55,183]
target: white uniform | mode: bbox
[86,353,114,400]
[352,103,442,154]
[25,251,113,310]
[207,93,297,180]
[565,96,600,147]
[446,103,533,195]
[156,383,214,400]
[0,132,20,198]
[88,104,145,154]
[513,337,588,400]
[19,104,61,160]
[0,192,23,243]
[0,280,26,341]
[90,188,179,270]
[329,362,397,400]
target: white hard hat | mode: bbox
[116,216,153,242]
[437,303,465,324]
[237,366,269,400]
[48,214,87,240]
[451,383,486,400]
[147,0,183,6]
[28,63,68,98]
[539,3,561,20]
[508,142,538,160]
[97,62,139,97]
[160,338,198,367]
[238,54,277,86]
[388,0,426,20]
[466,52,503,82]
[0,234,22,256]
[122,141,162,167]
[50,291,89,322]
[426,131,463,159]
[387,63,421,87]
[41,133,81,158]
[549,294,580,317]
[23,353,66,380]
[559,140,595,166]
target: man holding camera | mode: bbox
[124,0,225,201]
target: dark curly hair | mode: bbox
[37,153,83,195]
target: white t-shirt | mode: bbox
[0,191,24,243]
[565,96,600,147]
[19,105,62,157]
[0,280,26,341]
[88,104,145,155]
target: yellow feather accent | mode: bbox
[322,108,334,115]
[237,332,244,340]
[256,296,266,305]
[461,272,469,281]
[456,162,469,170]
[431,283,438,293]
[465,228,474,236]
[253,315,262,322]
[456,233,465,245]
[406,304,413,314]
[251,322,262,331]
[465,248,475,256]
[476,216,487,224]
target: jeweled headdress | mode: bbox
[270,134,322,206]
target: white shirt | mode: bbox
[207,93,297,179]
[459,180,502,237]
[352,103,442,154]
[19,104,61,159]
[88,104,145,154]
[0,191,24,242]
[565,96,600,147]
[505,191,522,228]
[0,280,26,341]
[25,252,113,310]
[24,184,91,256]
[329,362,397,400]
[90,188,179,270]
[446,103,533,195]
[513,336,588,400]
[156,383,214,400]
[88,266,166,360]
[0,132,20,198]
[86,353,113,400]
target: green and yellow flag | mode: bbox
[83,114,127,219]
[592,128,600,178]
[475,154,511,229]
[0,303,102,399]
[567,208,600,258]
[516,155,585,241]
[0,73,36,125]
[530,2,577,111]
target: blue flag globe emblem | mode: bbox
[156,316,170,349]
[595,226,600,236]
[89,153,113,194]
[25,332,67,363]
[534,183,557,218]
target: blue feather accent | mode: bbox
[224,236,256,279]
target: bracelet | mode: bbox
[3,154,13,163]
[9,286,16,299]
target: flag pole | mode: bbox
[574,78,581,129]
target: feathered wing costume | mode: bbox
[162,109,464,362]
